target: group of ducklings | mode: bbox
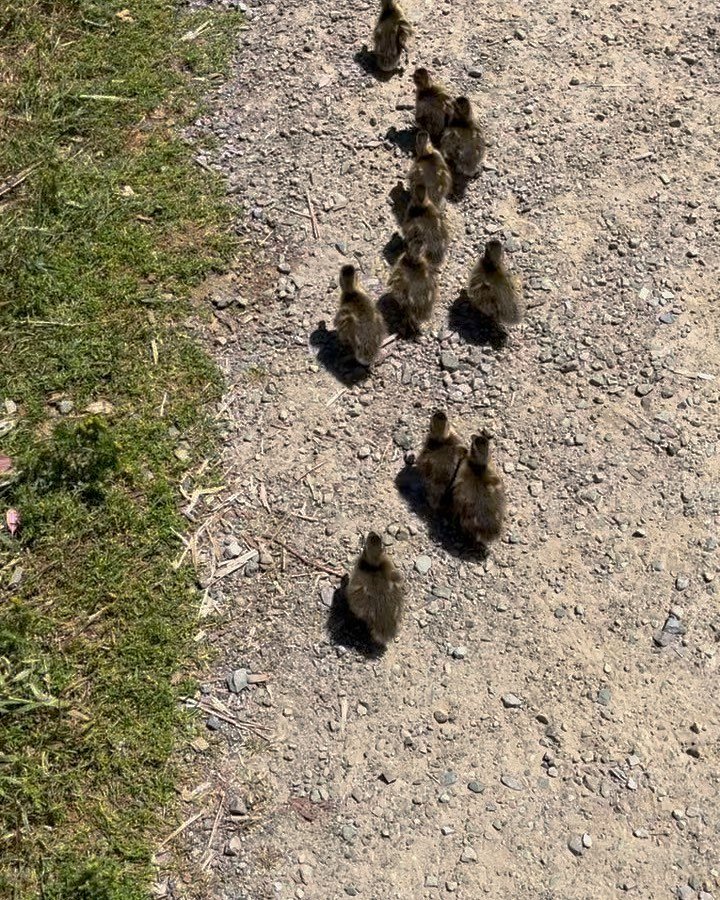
[336,0,521,647]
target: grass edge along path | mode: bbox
[0,2,242,896]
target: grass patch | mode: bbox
[0,1,242,895]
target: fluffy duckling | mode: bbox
[373,0,412,72]
[441,96,486,180]
[452,432,506,545]
[415,410,467,510]
[387,235,438,335]
[402,182,449,268]
[467,240,524,325]
[334,264,387,366]
[408,129,452,207]
[346,532,405,645]
[413,67,453,145]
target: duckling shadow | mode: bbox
[394,462,488,561]
[309,323,370,386]
[383,230,405,266]
[449,172,472,202]
[448,292,508,350]
[354,47,397,82]
[389,181,411,226]
[326,581,386,660]
[385,126,416,154]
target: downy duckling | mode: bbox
[452,431,506,545]
[402,182,449,268]
[388,235,438,335]
[467,240,524,325]
[334,264,387,366]
[346,531,405,644]
[415,410,467,510]
[409,129,452,207]
[441,96,486,180]
[413,67,453,145]
[373,0,412,72]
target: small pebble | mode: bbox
[500,774,524,791]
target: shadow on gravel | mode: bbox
[378,292,419,341]
[394,461,488,561]
[354,47,397,83]
[326,580,386,660]
[389,181,411,225]
[309,323,371,386]
[448,292,508,351]
[448,171,473,203]
[382,230,405,266]
[385,125,416,154]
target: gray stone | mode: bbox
[341,824,358,843]
[568,835,585,857]
[676,888,695,900]
[659,312,677,324]
[393,428,413,450]
[206,716,221,731]
[675,574,690,591]
[597,688,611,706]
[226,541,244,559]
[440,351,460,372]
[224,835,242,856]
[502,693,523,709]
[298,864,313,885]
[357,446,371,459]
[229,797,248,816]
[467,781,485,794]
[58,400,74,415]
[415,555,432,575]
[500,774,524,791]
[460,847,477,863]
[227,669,249,693]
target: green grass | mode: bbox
[0,1,242,896]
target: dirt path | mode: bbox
[162,0,719,897]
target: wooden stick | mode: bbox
[22,319,82,327]
[326,388,347,407]
[210,549,259,583]
[293,459,327,482]
[184,697,269,736]
[0,164,39,199]
[201,791,225,869]
[306,189,319,239]
[158,810,205,848]
[266,536,343,578]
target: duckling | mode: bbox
[373,0,412,72]
[388,235,438,335]
[441,96,486,180]
[346,532,405,645]
[413,67,453,145]
[402,182,449,268]
[415,410,467,510]
[452,432,506,545]
[334,264,387,366]
[467,240,524,325]
[408,129,452,207]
